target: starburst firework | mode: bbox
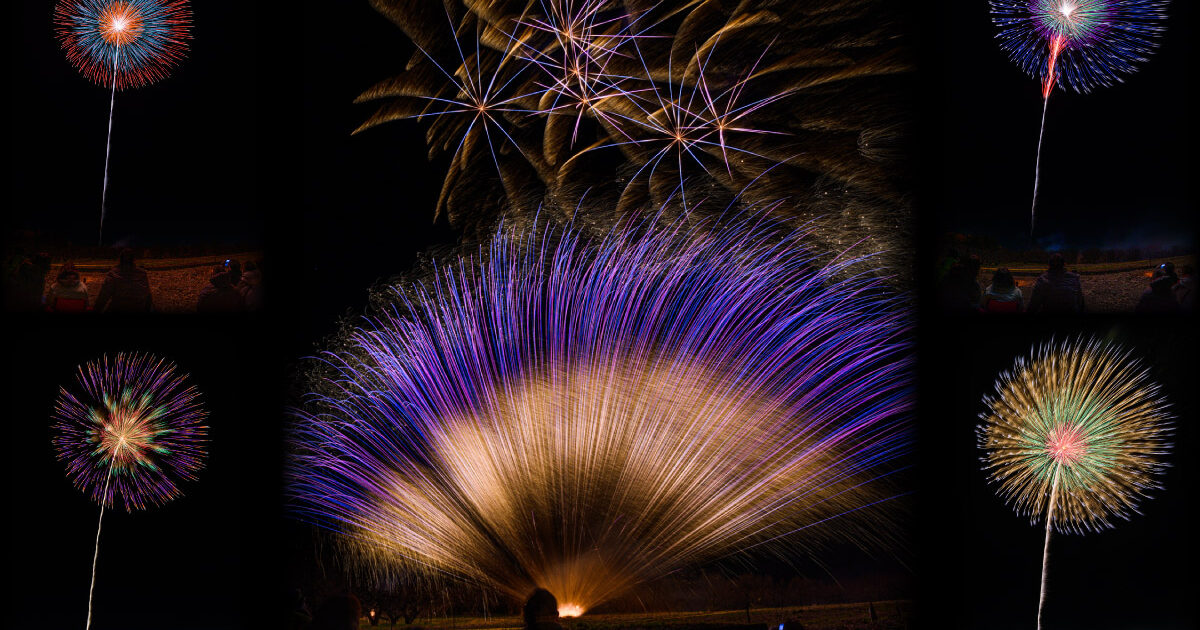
[291,213,913,614]
[978,337,1172,629]
[356,0,913,276]
[54,0,192,90]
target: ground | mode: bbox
[357,601,912,630]
[980,256,1194,313]
[42,252,261,313]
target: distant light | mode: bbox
[558,603,585,618]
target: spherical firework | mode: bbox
[291,213,913,614]
[53,352,208,512]
[978,337,1172,534]
[991,0,1168,95]
[54,0,192,90]
[355,0,913,277]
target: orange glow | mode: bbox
[99,2,144,46]
[558,603,585,618]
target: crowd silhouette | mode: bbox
[3,248,264,313]
[936,249,1193,314]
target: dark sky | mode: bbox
[916,316,1196,630]
[4,316,285,629]
[919,1,1195,251]
[10,1,262,247]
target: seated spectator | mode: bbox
[1027,253,1084,313]
[238,260,263,312]
[224,258,243,287]
[46,263,89,312]
[1174,264,1195,312]
[1135,268,1180,313]
[937,254,984,314]
[5,251,52,312]
[981,268,1023,313]
[197,266,245,313]
[95,248,152,313]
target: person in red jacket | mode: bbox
[46,263,89,312]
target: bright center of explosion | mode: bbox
[1045,423,1087,466]
[1059,3,1075,18]
[558,604,585,618]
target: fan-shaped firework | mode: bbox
[978,337,1171,629]
[291,214,913,614]
[54,352,208,511]
[989,0,1167,236]
[991,0,1168,96]
[54,0,192,90]
[356,0,912,276]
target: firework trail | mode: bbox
[356,0,913,277]
[54,0,191,245]
[990,0,1168,237]
[291,212,913,614]
[53,352,207,629]
[978,337,1172,629]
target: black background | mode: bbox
[917,1,1194,251]
[5,1,1197,629]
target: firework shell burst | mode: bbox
[54,0,192,89]
[291,213,913,613]
[53,352,208,512]
[990,0,1168,94]
[356,0,913,277]
[978,338,1173,534]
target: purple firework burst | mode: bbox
[291,212,913,612]
[53,352,207,512]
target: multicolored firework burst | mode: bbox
[53,0,192,245]
[978,337,1172,630]
[356,0,913,277]
[54,0,192,89]
[53,352,206,629]
[989,0,1168,235]
[291,213,913,615]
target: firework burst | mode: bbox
[989,0,1168,236]
[53,352,207,629]
[356,0,913,276]
[291,213,913,614]
[54,0,191,89]
[54,0,191,245]
[978,337,1172,629]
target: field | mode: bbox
[980,256,1194,312]
[42,251,261,313]
[357,601,912,630]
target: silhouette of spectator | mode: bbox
[981,267,1023,313]
[5,251,52,311]
[95,248,153,313]
[285,588,312,630]
[1174,264,1195,312]
[238,260,263,312]
[46,263,89,312]
[224,258,243,286]
[1135,268,1180,313]
[196,266,245,313]
[937,254,983,314]
[523,588,562,630]
[310,593,361,630]
[1027,253,1084,313]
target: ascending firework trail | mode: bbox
[53,353,207,630]
[54,0,191,245]
[990,0,1167,238]
[979,337,1172,630]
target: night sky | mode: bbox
[917,316,1196,630]
[5,1,1198,629]
[919,1,1194,251]
[10,1,262,246]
